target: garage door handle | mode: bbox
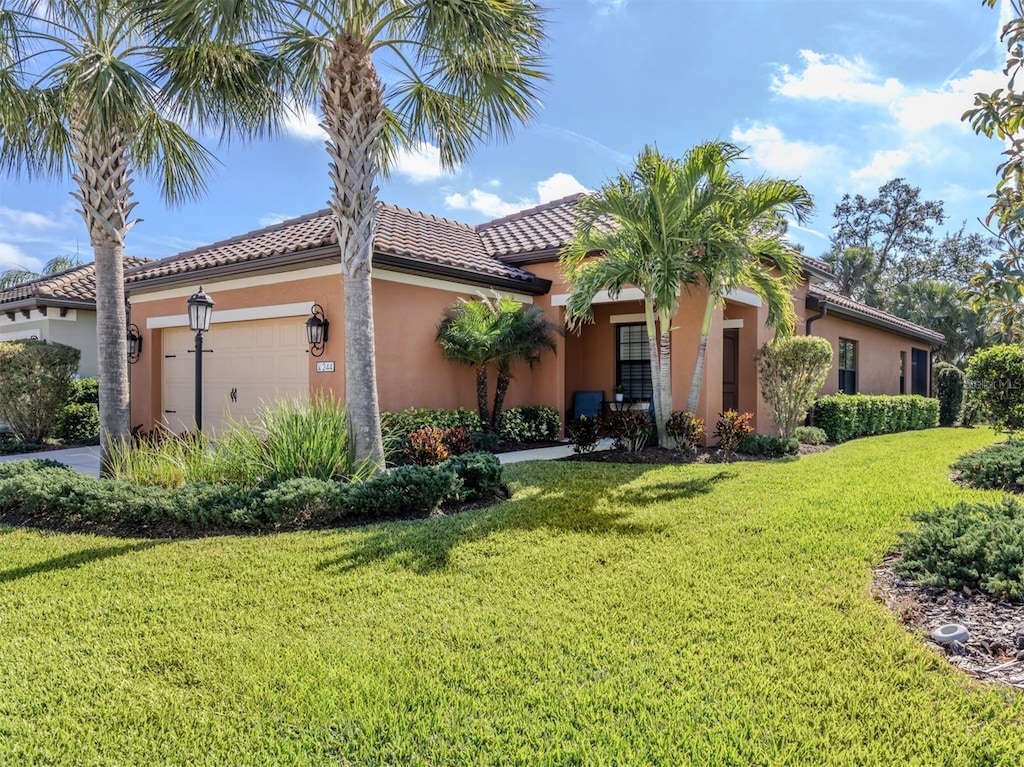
[164,410,177,414]
[230,388,237,403]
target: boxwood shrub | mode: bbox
[439,451,504,502]
[737,434,799,457]
[812,394,939,442]
[896,496,1024,601]
[498,405,561,443]
[793,426,827,445]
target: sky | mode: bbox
[0,0,1015,274]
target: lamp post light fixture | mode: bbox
[186,286,214,431]
[126,323,143,364]
[305,303,329,357]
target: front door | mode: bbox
[723,329,739,412]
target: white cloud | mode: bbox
[848,148,922,189]
[892,68,1004,132]
[785,220,827,240]
[730,123,836,178]
[0,242,41,271]
[0,207,62,230]
[588,0,627,16]
[391,142,453,183]
[445,172,590,219]
[259,212,295,227]
[772,50,905,105]
[283,104,324,142]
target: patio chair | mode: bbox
[572,390,603,420]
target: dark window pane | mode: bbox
[617,324,653,399]
[911,348,928,395]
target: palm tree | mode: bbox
[0,0,281,468]
[437,296,506,428]
[437,295,558,433]
[0,255,84,290]
[887,280,985,364]
[561,144,728,446]
[685,174,813,414]
[490,302,560,432]
[157,0,548,470]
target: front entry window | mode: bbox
[616,323,653,400]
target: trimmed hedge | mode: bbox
[498,405,560,443]
[381,408,482,437]
[0,451,505,534]
[964,344,1024,433]
[812,394,939,442]
[933,362,965,427]
[793,426,827,445]
[896,496,1024,601]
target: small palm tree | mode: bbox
[491,303,560,432]
[437,295,559,433]
[155,0,548,471]
[0,0,282,467]
[0,256,84,290]
[685,173,813,414]
[562,144,727,445]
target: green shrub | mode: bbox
[959,388,982,427]
[665,410,704,455]
[0,340,80,443]
[403,426,451,466]
[714,410,754,453]
[607,410,653,452]
[951,440,1024,490]
[54,402,100,443]
[344,465,460,517]
[737,434,799,457]
[812,395,939,442]
[567,416,600,454]
[896,496,1024,601]
[443,426,476,456]
[381,408,482,438]
[755,337,833,438]
[933,362,965,427]
[0,434,45,454]
[793,426,827,445]
[258,477,347,525]
[440,451,503,503]
[964,344,1024,434]
[65,377,99,405]
[472,431,500,453]
[498,405,561,443]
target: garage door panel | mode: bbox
[161,318,308,436]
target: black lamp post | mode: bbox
[186,286,214,431]
[305,303,329,357]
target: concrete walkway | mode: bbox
[0,440,609,477]
[0,445,102,476]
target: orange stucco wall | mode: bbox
[128,260,934,439]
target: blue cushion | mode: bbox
[573,390,603,420]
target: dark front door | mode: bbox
[723,329,739,412]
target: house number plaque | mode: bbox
[316,361,335,373]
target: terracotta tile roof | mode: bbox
[807,286,944,345]
[476,194,588,257]
[0,258,150,307]
[125,205,539,287]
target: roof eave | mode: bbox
[373,252,551,295]
[0,297,97,312]
[806,295,944,347]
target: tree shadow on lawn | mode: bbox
[316,466,734,575]
[0,541,163,584]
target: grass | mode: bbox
[1,428,1023,765]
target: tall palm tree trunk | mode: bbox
[323,34,385,471]
[657,308,673,447]
[69,119,135,473]
[686,296,717,414]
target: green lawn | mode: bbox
[1,428,1022,765]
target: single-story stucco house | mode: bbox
[123,194,943,437]
[0,259,149,378]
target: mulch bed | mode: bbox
[560,443,831,464]
[873,555,1024,691]
[495,440,564,454]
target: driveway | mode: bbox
[0,445,101,477]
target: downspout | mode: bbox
[805,302,827,335]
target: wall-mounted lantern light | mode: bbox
[305,303,329,357]
[186,286,214,432]
[127,323,143,364]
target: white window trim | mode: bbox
[146,302,313,329]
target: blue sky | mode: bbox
[0,0,1013,273]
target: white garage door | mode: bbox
[161,318,309,436]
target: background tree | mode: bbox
[0,255,84,290]
[562,144,725,445]
[490,304,560,433]
[887,280,986,364]
[158,0,548,471]
[0,0,281,468]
